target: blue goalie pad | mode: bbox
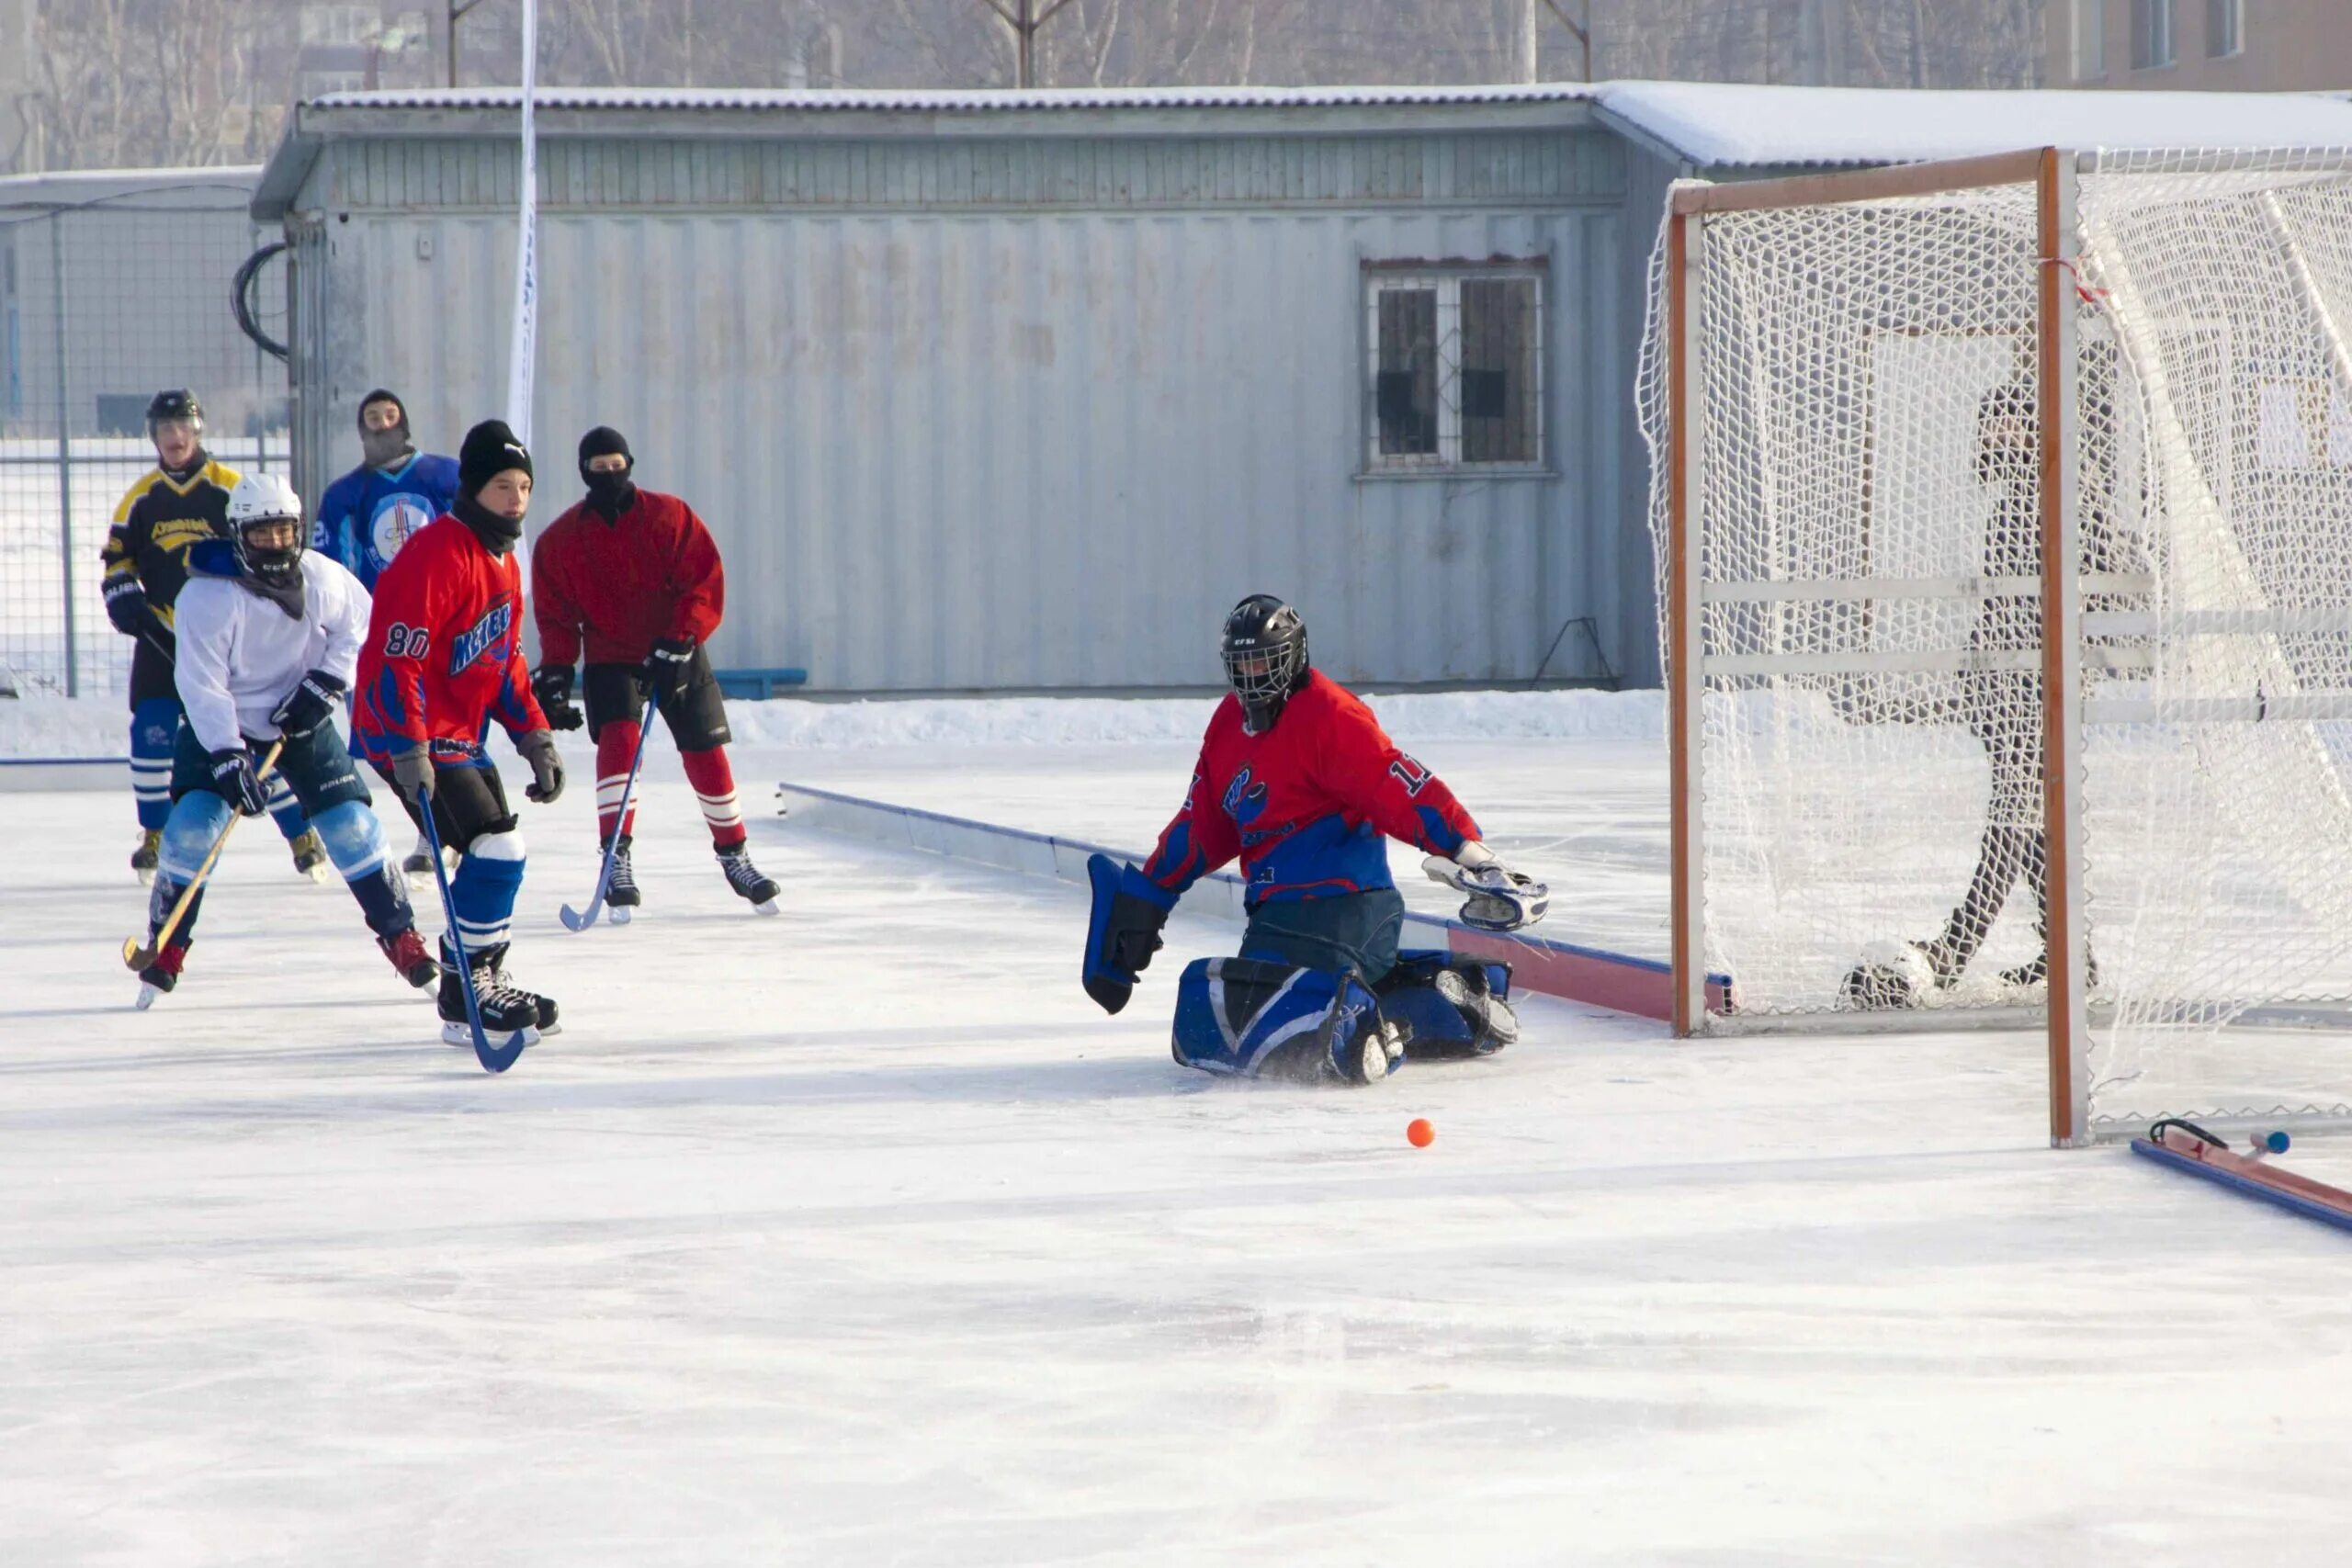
[1380,950,1516,1058]
[1171,957,1398,1084]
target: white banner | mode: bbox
[505,0,538,449]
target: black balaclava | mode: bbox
[357,389,415,470]
[578,425,637,519]
[453,419,533,556]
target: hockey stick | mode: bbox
[122,739,286,971]
[418,803,528,1074]
[560,687,658,932]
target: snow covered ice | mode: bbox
[6,695,2352,1565]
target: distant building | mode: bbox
[2052,0,2352,91]
[249,82,2352,695]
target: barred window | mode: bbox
[1365,265,1544,472]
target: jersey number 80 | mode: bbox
[383,623,432,659]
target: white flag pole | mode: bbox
[505,0,538,448]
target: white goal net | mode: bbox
[1641,148,2352,1143]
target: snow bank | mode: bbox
[0,686,1665,760]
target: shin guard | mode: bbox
[1171,957,1399,1084]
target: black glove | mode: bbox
[641,637,695,705]
[1081,854,1176,1016]
[269,669,346,740]
[532,664,585,731]
[515,728,565,805]
[104,576,151,637]
[209,747,268,817]
[390,745,435,805]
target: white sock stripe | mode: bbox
[339,852,388,879]
[595,773,632,789]
[693,789,740,807]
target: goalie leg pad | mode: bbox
[1171,958,1400,1084]
[1378,951,1517,1057]
[1083,852,1173,1016]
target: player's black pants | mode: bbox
[369,753,518,853]
[1935,677,2049,978]
[1239,887,1407,987]
[582,648,730,750]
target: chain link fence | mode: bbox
[1,169,288,700]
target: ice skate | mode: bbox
[717,844,780,915]
[603,835,639,923]
[378,926,439,990]
[133,942,187,1010]
[290,827,330,883]
[437,942,556,1047]
[131,829,162,886]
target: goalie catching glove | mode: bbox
[1423,841,1547,933]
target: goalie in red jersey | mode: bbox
[1080,594,1548,1084]
[352,420,567,1047]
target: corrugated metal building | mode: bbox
[252,85,1653,691]
[248,81,2352,694]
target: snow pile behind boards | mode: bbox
[721,688,1665,750]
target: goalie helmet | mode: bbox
[1220,593,1309,734]
[225,472,305,588]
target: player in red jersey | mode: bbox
[352,420,567,1046]
[528,425,779,917]
[1081,595,1547,1083]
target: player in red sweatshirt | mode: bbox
[1081,595,1547,1083]
[353,419,567,1045]
[528,425,778,916]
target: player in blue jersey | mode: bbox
[316,389,463,881]
[315,389,461,591]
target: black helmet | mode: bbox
[1221,594,1309,733]
[145,389,203,433]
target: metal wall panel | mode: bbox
[292,130,1651,690]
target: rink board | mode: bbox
[775,780,1731,1021]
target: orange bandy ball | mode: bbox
[1407,1118,1435,1148]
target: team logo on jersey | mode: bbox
[152,518,220,556]
[447,601,514,676]
[370,497,434,567]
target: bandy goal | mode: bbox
[1640,146,2352,1146]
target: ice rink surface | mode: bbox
[6,720,2352,1565]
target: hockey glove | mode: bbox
[642,637,696,704]
[390,745,435,805]
[269,669,346,741]
[531,663,585,731]
[515,728,566,805]
[1423,841,1548,933]
[103,576,151,637]
[208,747,269,818]
[1082,852,1176,1015]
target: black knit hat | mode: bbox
[578,424,633,476]
[356,388,408,434]
[458,419,533,498]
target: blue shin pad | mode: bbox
[1171,957,1392,1084]
[1379,949,1515,1058]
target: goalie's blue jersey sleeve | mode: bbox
[316,453,461,590]
[1140,671,1479,908]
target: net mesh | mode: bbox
[1639,149,2352,1135]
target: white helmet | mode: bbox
[227,471,303,528]
[225,472,306,586]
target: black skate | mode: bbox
[133,942,187,1010]
[379,926,439,989]
[438,942,558,1047]
[718,844,780,915]
[602,835,640,923]
[401,838,435,887]
[131,829,161,886]
[290,828,330,884]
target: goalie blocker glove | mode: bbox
[1082,852,1175,1014]
[1423,840,1548,933]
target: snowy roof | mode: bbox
[0,165,260,209]
[1592,81,2352,168]
[304,83,1597,114]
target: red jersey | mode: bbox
[1142,671,1480,906]
[531,489,724,666]
[351,513,545,762]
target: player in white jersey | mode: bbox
[131,474,438,1004]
